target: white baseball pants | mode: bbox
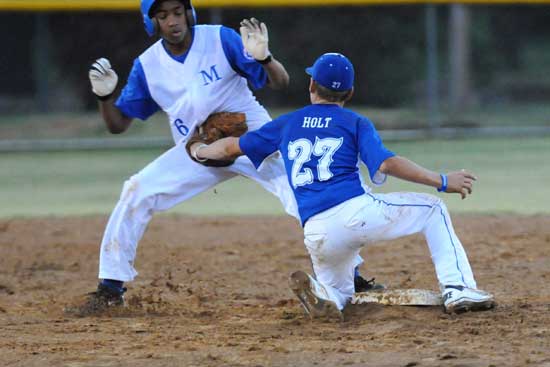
[303,193,477,310]
[98,142,299,282]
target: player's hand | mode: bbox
[89,58,118,99]
[445,170,477,199]
[189,142,208,162]
[239,18,270,62]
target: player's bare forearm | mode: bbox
[380,156,477,199]
[380,156,441,187]
[264,58,289,90]
[98,98,132,134]
[192,137,243,161]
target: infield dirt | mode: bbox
[1,214,549,366]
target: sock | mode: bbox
[445,285,465,291]
[354,266,361,278]
[100,279,125,293]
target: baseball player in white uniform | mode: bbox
[188,53,496,317]
[71,0,307,313]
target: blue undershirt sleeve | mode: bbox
[239,118,283,168]
[115,58,161,121]
[220,26,268,90]
[357,117,395,185]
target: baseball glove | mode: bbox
[186,112,248,167]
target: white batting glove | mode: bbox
[239,18,270,62]
[89,58,118,99]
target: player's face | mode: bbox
[154,0,189,45]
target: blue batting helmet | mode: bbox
[141,0,197,37]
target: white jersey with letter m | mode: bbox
[139,25,270,144]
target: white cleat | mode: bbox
[288,270,343,321]
[442,285,496,314]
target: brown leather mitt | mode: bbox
[186,112,248,167]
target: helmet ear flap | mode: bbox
[141,0,156,36]
[182,0,196,27]
[186,8,196,27]
[151,17,159,36]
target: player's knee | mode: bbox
[438,200,452,219]
[120,176,141,204]
[416,193,443,207]
[304,233,328,263]
[119,175,159,214]
[425,194,454,221]
[417,193,451,218]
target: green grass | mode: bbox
[380,136,550,214]
[1,136,548,218]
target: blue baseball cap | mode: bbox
[305,53,354,92]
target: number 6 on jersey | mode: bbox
[288,137,343,188]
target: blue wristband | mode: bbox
[437,174,448,192]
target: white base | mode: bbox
[352,289,443,306]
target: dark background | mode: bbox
[1,5,549,113]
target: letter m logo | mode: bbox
[199,65,222,86]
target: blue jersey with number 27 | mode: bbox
[239,103,395,226]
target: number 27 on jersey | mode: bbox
[287,137,343,188]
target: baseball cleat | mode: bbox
[288,270,343,321]
[64,283,126,317]
[354,275,386,293]
[442,285,496,314]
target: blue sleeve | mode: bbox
[115,58,161,121]
[239,118,283,168]
[357,117,395,185]
[220,26,268,90]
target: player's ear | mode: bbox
[343,87,354,103]
[152,17,159,36]
[309,79,316,94]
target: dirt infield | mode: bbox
[1,214,549,367]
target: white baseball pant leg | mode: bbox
[99,143,298,282]
[303,192,477,310]
[226,152,299,220]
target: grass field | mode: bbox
[1,136,548,218]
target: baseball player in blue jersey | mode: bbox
[189,52,496,318]
[70,0,311,314]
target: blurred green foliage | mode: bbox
[1,5,550,112]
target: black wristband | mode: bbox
[256,55,272,65]
[96,92,114,102]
